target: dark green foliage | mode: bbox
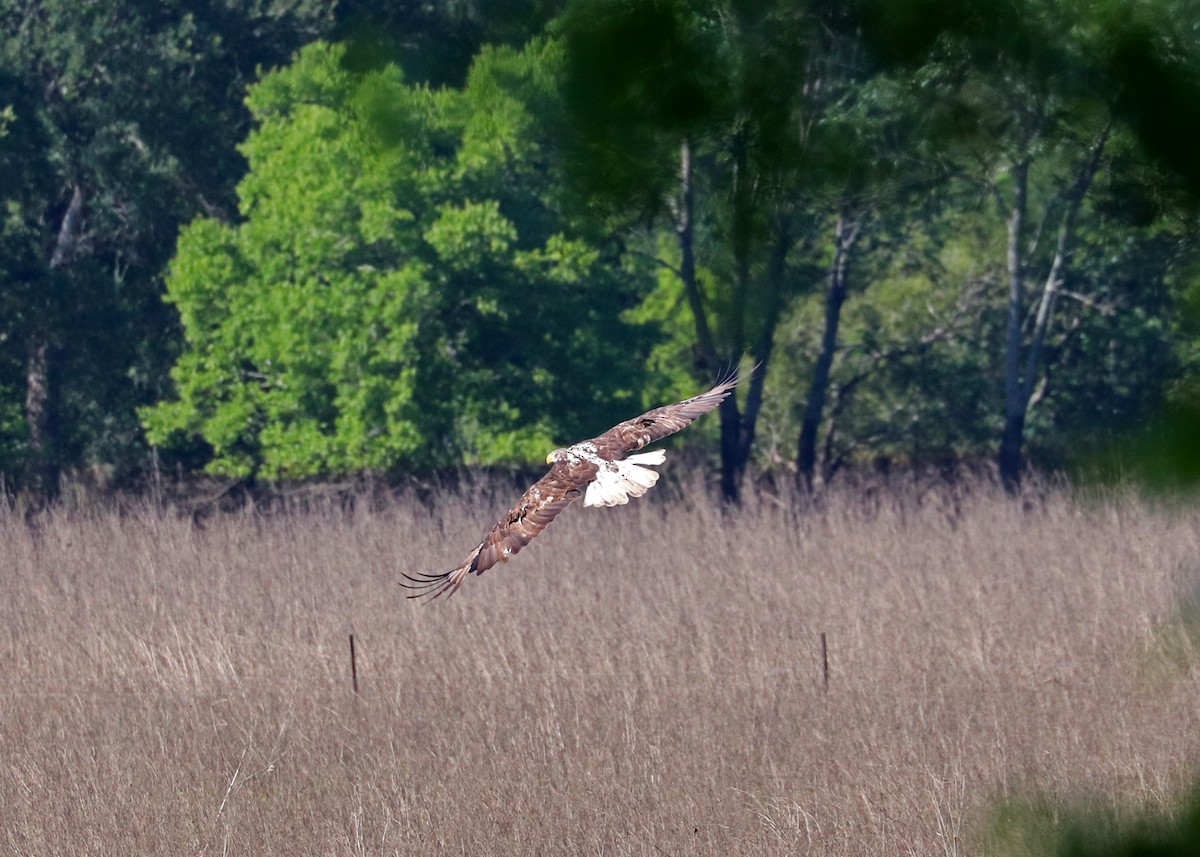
[985,784,1200,857]
[0,0,332,490]
[334,0,566,85]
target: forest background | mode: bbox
[1,0,1199,502]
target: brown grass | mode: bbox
[2,480,1200,855]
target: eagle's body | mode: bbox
[401,372,743,599]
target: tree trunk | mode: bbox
[718,398,743,501]
[729,123,753,358]
[23,340,51,491]
[23,184,84,494]
[998,128,1106,494]
[738,221,790,457]
[797,214,860,492]
[673,140,718,373]
[673,140,747,502]
[715,127,769,502]
[672,142,783,502]
[998,160,1029,494]
[1020,128,1108,412]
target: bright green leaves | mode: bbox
[424,200,518,270]
[518,234,600,285]
[144,40,652,480]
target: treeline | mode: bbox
[1,0,1197,501]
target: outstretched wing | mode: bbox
[401,460,596,600]
[406,369,747,600]
[591,369,742,458]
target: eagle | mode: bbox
[401,371,743,599]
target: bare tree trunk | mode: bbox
[738,220,790,458]
[797,213,861,492]
[673,140,747,502]
[22,335,54,494]
[673,140,718,373]
[671,141,781,502]
[24,340,49,457]
[998,160,1029,494]
[715,219,789,501]
[729,122,752,358]
[717,125,763,503]
[999,129,1106,493]
[49,184,85,269]
[717,396,742,501]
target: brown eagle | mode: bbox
[401,371,743,599]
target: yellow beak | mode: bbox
[545,451,555,464]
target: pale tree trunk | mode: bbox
[49,184,85,269]
[24,341,49,463]
[1020,128,1108,411]
[797,213,861,492]
[997,159,1030,493]
[998,129,1107,493]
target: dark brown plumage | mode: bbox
[401,370,743,599]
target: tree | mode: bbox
[559,0,865,500]
[850,0,1200,490]
[763,183,996,485]
[0,0,331,494]
[334,0,567,86]
[143,41,655,480]
[788,58,967,491]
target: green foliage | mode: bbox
[984,785,1200,857]
[0,0,333,489]
[144,41,654,479]
[334,0,567,87]
[1,1,1196,493]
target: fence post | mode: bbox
[819,632,829,692]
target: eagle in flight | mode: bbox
[401,371,743,599]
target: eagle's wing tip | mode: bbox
[720,360,759,389]
[399,566,468,601]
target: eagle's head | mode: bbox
[546,448,568,464]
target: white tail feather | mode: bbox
[625,449,666,466]
[583,451,666,508]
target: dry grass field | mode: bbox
[3,479,1200,855]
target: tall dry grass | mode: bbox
[2,479,1199,855]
